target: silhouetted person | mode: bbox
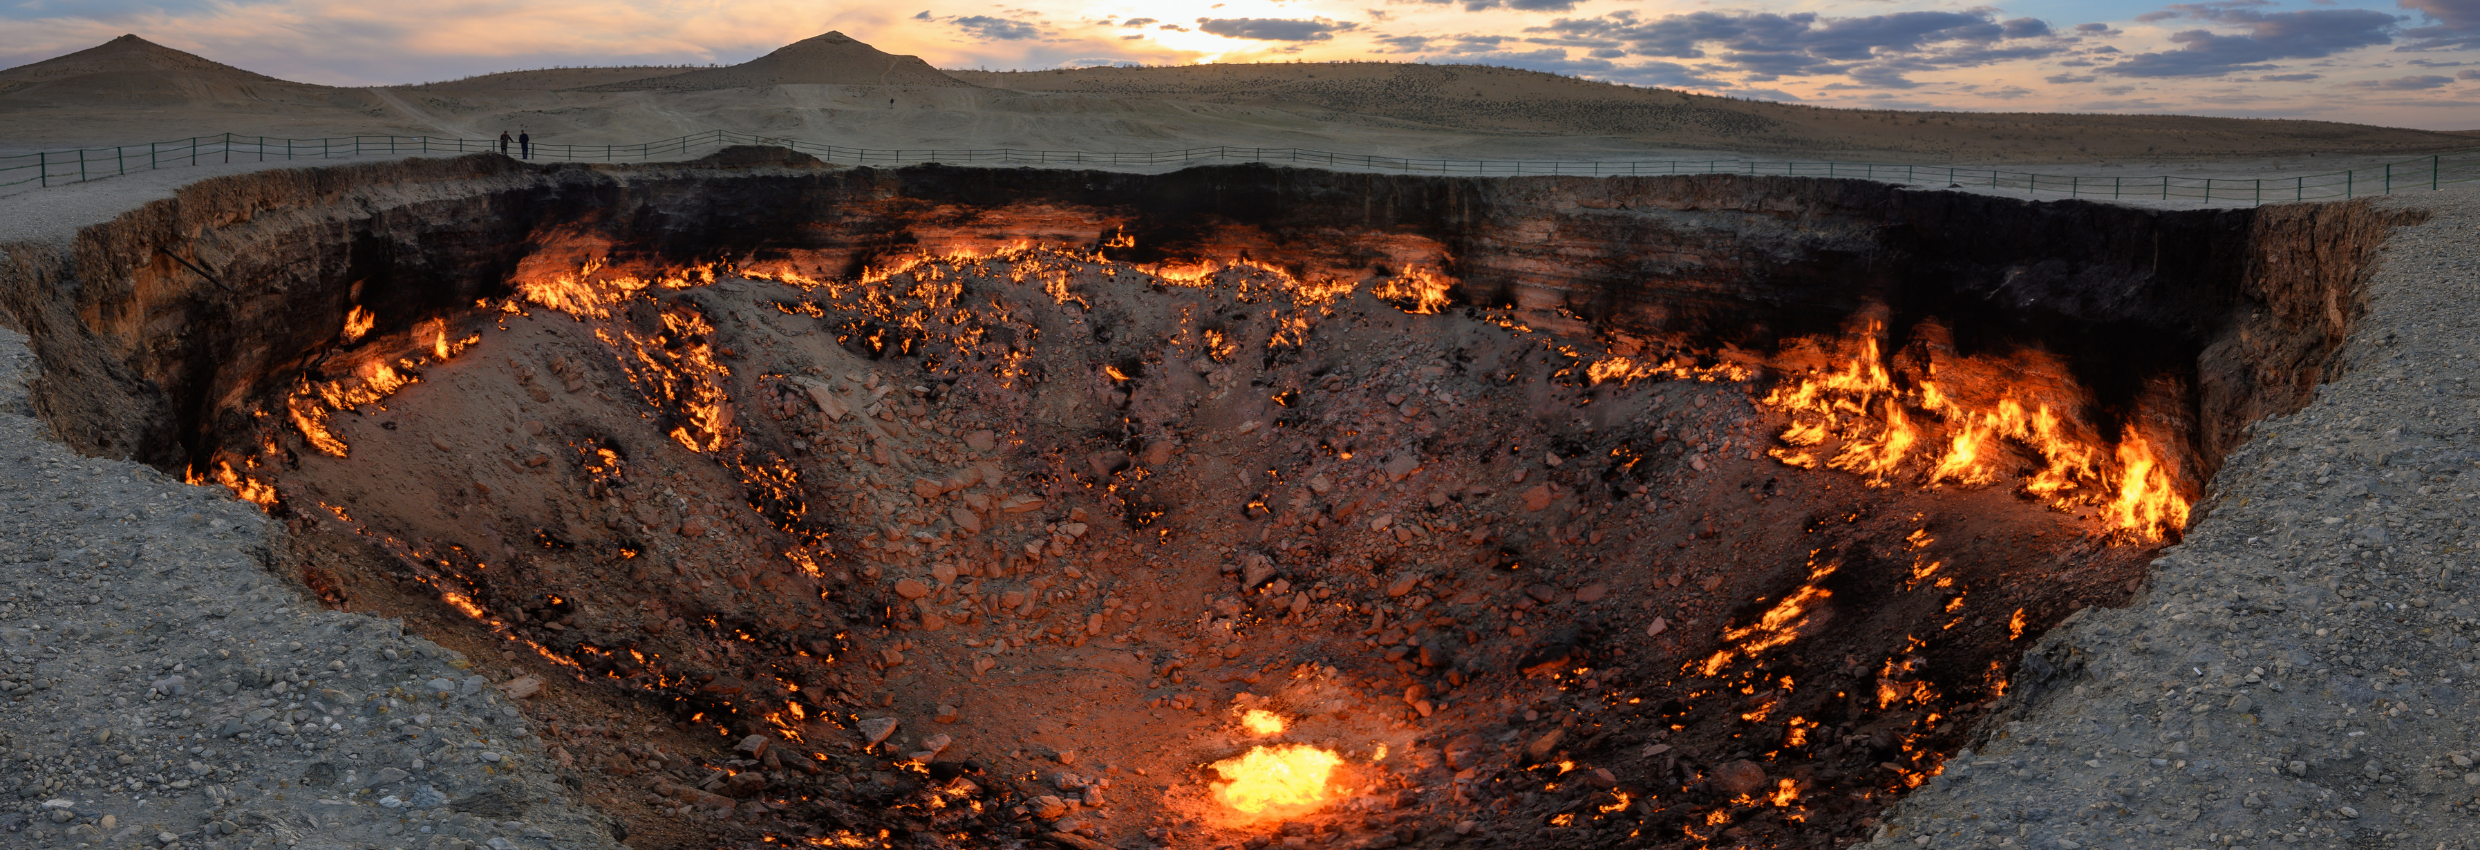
[498,131,511,155]
[519,131,531,160]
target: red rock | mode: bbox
[1522,484,1554,511]
[1712,760,1769,796]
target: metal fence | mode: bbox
[6,129,2477,206]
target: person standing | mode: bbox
[518,130,531,160]
[498,130,511,155]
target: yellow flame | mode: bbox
[1239,709,1286,737]
[1211,744,1343,820]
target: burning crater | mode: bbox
[0,151,2406,849]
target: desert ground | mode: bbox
[4,32,2475,165]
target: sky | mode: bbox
[3,0,2477,128]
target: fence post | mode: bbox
[2162,176,2168,201]
[2254,179,2261,205]
[2114,176,2121,200]
[2296,176,2302,203]
[2385,163,2391,194]
[78,148,86,183]
[2347,170,2354,198]
[150,142,157,171]
[117,146,124,175]
[37,151,45,188]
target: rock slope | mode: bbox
[0,328,622,849]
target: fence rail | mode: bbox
[6,129,2477,206]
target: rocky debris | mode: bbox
[0,330,622,850]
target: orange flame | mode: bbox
[1759,322,2192,540]
[1697,559,1836,677]
[1370,266,1452,315]
[342,306,376,343]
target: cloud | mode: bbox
[1455,0,1582,11]
[948,15,1042,41]
[1521,8,2067,89]
[2345,73,2455,88]
[2467,68,2480,79]
[2104,7,2399,77]
[1195,17,1354,42]
[1119,17,1156,27]
[2399,0,2480,48]
[2076,23,2124,37]
[2258,72,2322,81]
[2046,73,2098,83]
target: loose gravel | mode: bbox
[1874,185,2480,849]
[0,329,622,849]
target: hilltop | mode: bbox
[571,31,963,92]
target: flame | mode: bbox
[1239,709,1287,737]
[1768,778,1800,807]
[439,589,494,623]
[2102,429,2191,537]
[1370,266,1452,315]
[1585,354,1753,386]
[1211,744,1343,820]
[1758,321,2193,540]
[342,306,376,343]
[1697,559,1836,677]
[203,461,278,508]
[2008,607,2027,640]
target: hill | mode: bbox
[406,67,695,94]
[0,34,337,108]
[574,32,963,92]
[953,62,2478,161]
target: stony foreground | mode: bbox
[1873,192,2480,848]
[0,328,621,850]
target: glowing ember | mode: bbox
[1239,709,1287,737]
[1212,744,1343,819]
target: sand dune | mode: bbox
[2,33,2471,164]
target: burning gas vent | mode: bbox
[3,152,2408,849]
